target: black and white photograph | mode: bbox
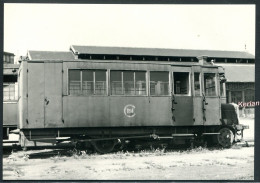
[2,3,256,180]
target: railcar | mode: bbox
[3,63,19,142]
[17,54,248,153]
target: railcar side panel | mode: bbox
[27,62,45,128]
[148,97,172,125]
[63,96,110,127]
[3,103,18,126]
[62,96,172,127]
[109,97,172,126]
[172,96,194,125]
[109,97,147,126]
[203,98,221,125]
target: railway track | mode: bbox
[3,139,254,159]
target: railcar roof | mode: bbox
[71,45,255,59]
[217,63,255,82]
[28,50,76,60]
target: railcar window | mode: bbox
[174,72,189,95]
[150,72,169,96]
[69,70,107,95]
[95,71,107,95]
[69,70,81,95]
[135,72,146,95]
[220,83,225,97]
[82,70,94,95]
[111,71,123,95]
[194,73,201,96]
[3,83,17,101]
[110,71,147,95]
[204,73,216,96]
[3,75,18,101]
[123,71,135,95]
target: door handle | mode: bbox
[45,97,49,105]
[171,92,176,122]
[202,93,208,105]
[171,93,178,104]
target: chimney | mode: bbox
[197,55,208,65]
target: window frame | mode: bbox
[68,69,108,96]
[149,71,170,96]
[193,72,201,96]
[110,70,148,96]
[220,81,226,97]
[172,71,191,96]
[203,72,218,97]
[3,82,18,101]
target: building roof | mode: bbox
[70,45,255,59]
[28,50,76,60]
[4,52,15,56]
[217,64,255,82]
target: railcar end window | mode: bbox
[204,73,216,96]
[111,71,146,95]
[174,72,189,95]
[220,82,225,97]
[69,70,107,95]
[194,73,200,96]
[150,71,169,96]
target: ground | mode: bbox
[2,117,255,180]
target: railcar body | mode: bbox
[18,56,248,153]
[3,64,19,141]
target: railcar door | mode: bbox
[171,66,193,125]
[201,67,221,125]
[27,62,45,128]
[44,62,63,128]
[192,66,203,125]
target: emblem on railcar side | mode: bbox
[124,104,136,118]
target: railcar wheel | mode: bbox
[91,140,117,154]
[217,128,234,148]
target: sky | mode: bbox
[4,4,255,62]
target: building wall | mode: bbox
[226,82,255,117]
